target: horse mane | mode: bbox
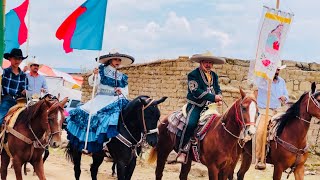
[16,99,48,125]
[276,92,308,136]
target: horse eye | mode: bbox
[241,106,246,111]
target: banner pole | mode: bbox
[82,51,101,153]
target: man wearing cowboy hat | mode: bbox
[177,51,224,163]
[255,61,289,170]
[24,57,48,99]
[0,48,28,124]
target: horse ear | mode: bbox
[239,88,246,99]
[152,97,168,105]
[60,97,69,108]
[311,82,316,94]
[57,93,61,101]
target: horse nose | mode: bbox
[247,125,256,136]
[52,141,60,148]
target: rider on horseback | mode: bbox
[0,48,28,125]
[176,51,225,163]
[66,51,135,153]
[255,61,289,170]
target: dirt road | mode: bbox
[5,148,320,180]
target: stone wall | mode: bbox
[81,57,320,146]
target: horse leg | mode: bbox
[73,150,82,180]
[12,159,23,180]
[272,165,284,180]
[207,164,219,180]
[124,157,136,180]
[112,162,117,176]
[293,164,305,180]
[43,147,50,163]
[33,160,46,180]
[179,154,192,180]
[116,162,127,180]
[237,149,252,180]
[90,153,104,180]
[1,151,10,180]
[155,146,172,180]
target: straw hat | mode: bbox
[27,57,43,68]
[190,51,225,64]
[96,51,134,66]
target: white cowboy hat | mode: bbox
[277,61,286,70]
[27,57,43,68]
[190,51,225,64]
[96,51,135,66]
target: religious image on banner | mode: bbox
[250,6,294,84]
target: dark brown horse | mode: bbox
[234,82,320,180]
[148,89,258,180]
[0,97,67,180]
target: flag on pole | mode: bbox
[4,0,29,53]
[56,0,108,53]
[249,6,293,83]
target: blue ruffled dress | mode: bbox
[66,65,129,152]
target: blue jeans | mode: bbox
[0,96,17,124]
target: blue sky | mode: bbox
[6,0,320,69]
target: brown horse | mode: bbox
[0,97,67,180]
[234,82,320,180]
[148,89,258,180]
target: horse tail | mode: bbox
[147,147,157,164]
[65,142,75,164]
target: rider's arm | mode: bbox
[88,73,101,87]
[212,72,222,95]
[188,73,216,102]
[42,76,49,92]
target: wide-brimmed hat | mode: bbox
[4,48,28,60]
[190,51,225,64]
[27,57,43,68]
[277,61,286,70]
[96,52,135,66]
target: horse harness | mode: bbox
[1,100,62,162]
[221,96,257,148]
[274,91,320,178]
[114,98,158,157]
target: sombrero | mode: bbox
[96,52,135,66]
[190,51,225,64]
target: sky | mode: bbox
[6,0,320,69]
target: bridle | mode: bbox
[222,96,257,140]
[297,91,320,124]
[117,98,159,155]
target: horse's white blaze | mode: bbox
[57,110,62,126]
[248,102,257,134]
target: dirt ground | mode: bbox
[5,147,320,180]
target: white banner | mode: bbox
[253,6,294,80]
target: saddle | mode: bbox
[167,103,220,162]
[4,98,27,128]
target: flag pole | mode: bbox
[26,0,30,57]
[82,51,101,153]
[0,0,6,103]
[260,0,281,165]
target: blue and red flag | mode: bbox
[56,0,108,53]
[4,0,29,53]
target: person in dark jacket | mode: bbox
[177,52,225,163]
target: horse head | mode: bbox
[46,97,68,148]
[306,82,320,119]
[238,88,259,140]
[122,96,167,147]
[140,96,167,147]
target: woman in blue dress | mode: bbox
[66,52,134,152]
